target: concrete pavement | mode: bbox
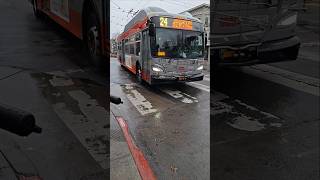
[0,0,108,179]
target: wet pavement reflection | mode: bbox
[110,58,210,179]
[211,46,319,180]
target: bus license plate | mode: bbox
[178,66,186,72]
[223,50,235,59]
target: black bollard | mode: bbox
[0,104,42,136]
[110,95,123,105]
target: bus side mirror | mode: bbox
[149,23,156,36]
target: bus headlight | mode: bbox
[152,66,163,72]
[197,65,204,70]
[277,13,297,26]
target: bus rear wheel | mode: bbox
[84,12,105,71]
[136,64,142,83]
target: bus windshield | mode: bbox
[151,28,204,59]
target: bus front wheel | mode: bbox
[84,11,105,71]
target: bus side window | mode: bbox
[130,44,134,54]
[125,45,129,54]
[118,42,122,50]
[136,42,140,56]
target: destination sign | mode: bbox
[152,16,202,31]
[159,17,193,30]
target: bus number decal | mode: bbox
[160,17,168,27]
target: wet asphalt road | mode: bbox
[110,58,210,179]
[211,15,320,180]
[0,0,318,179]
[0,0,108,179]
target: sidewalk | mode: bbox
[110,115,141,180]
[110,84,141,180]
[0,66,108,180]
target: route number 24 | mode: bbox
[160,17,168,27]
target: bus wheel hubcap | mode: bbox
[88,27,98,56]
[137,68,141,80]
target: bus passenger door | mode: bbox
[121,40,125,64]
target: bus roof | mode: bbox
[124,7,201,32]
[117,7,202,41]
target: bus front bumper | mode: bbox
[151,73,204,84]
[214,36,300,67]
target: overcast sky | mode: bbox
[110,0,210,37]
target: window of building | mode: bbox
[205,17,209,26]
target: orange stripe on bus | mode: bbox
[117,18,147,41]
[42,8,82,38]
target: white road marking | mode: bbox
[301,42,320,47]
[124,84,157,115]
[160,89,198,104]
[187,82,210,92]
[204,76,210,81]
[243,64,319,96]
[48,77,108,169]
[227,115,266,131]
[212,91,282,131]
[53,90,108,169]
[234,99,279,119]
[49,76,74,86]
[47,69,84,77]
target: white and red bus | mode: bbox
[117,7,205,85]
[29,0,109,69]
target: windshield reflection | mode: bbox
[151,28,204,59]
